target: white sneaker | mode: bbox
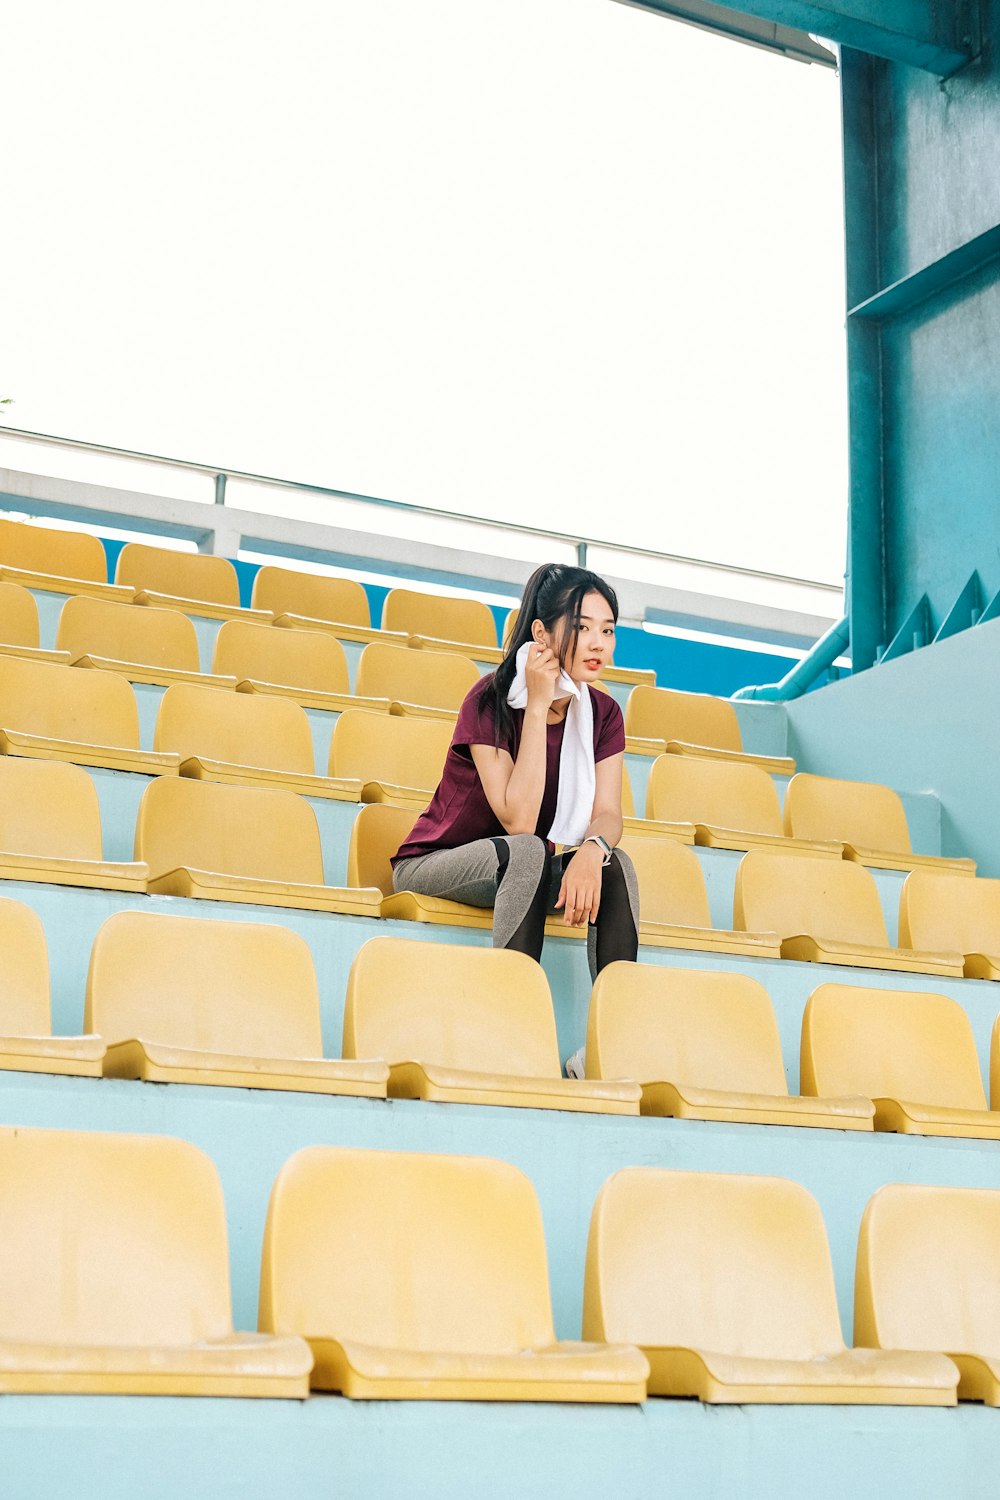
[564,1046,586,1080]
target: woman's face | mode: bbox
[534,589,616,684]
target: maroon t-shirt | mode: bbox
[392,680,626,865]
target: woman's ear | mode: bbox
[531,619,548,646]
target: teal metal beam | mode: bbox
[730,615,849,700]
[610,0,835,64]
[618,0,975,73]
[850,224,1000,322]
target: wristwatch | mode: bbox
[583,835,613,866]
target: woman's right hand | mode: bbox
[524,643,560,710]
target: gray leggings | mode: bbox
[392,834,639,980]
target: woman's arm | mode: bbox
[469,644,561,834]
[555,752,625,926]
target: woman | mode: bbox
[391,563,639,988]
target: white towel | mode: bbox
[506,640,595,845]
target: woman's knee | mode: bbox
[500,833,550,882]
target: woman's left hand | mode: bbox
[555,842,604,926]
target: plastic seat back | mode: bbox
[213,619,350,695]
[330,708,453,789]
[135,776,325,885]
[584,1168,843,1358]
[0,897,51,1035]
[0,518,109,584]
[900,870,1000,953]
[587,963,787,1094]
[0,581,40,647]
[855,1184,1000,1354]
[260,1147,555,1354]
[381,588,497,647]
[154,682,316,774]
[618,835,712,926]
[0,756,105,862]
[625,685,743,749]
[348,803,419,895]
[86,910,323,1056]
[802,983,987,1109]
[115,542,240,607]
[646,754,783,833]
[251,565,370,627]
[735,850,890,946]
[344,937,560,1075]
[785,772,913,853]
[0,655,140,748]
[355,642,480,712]
[57,594,201,671]
[0,1127,234,1345]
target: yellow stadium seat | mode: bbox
[584,1168,957,1405]
[0,655,179,776]
[212,619,389,714]
[115,542,270,624]
[0,1126,312,1395]
[136,776,381,915]
[802,982,1000,1138]
[0,518,134,602]
[259,1145,648,1400]
[0,756,147,893]
[0,897,105,1077]
[255,564,408,649]
[734,849,964,976]
[784,772,975,875]
[855,1183,1000,1404]
[344,936,639,1114]
[586,962,872,1129]
[87,910,387,1097]
[625,685,795,775]
[57,594,235,689]
[330,708,453,805]
[355,641,480,719]
[646,754,841,855]
[382,587,498,650]
[620,764,696,843]
[900,869,1000,979]
[154,682,361,800]
[0,581,69,664]
[619,834,781,958]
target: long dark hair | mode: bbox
[478,563,619,745]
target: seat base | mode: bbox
[963,952,1000,980]
[407,634,502,663]
[103,1040,388,1096]
[0,728,180,777]
[780,934,965,976]
[873,1097,1000,1139]
[843,844,976,876]
[951,1353,1000,1404]
[178,756,363,803]
[642,1345,957,1404]
[72,655,238,691]
[0,642,71,666]
[147,867,383,915]
[388,1061,640,1115]
[133,591,273,625]
[306,1337,649,1402]
[379,891,586,939]
[640,1080,874,1130]
[621,816,696,844]
[272,615,408,647]
[361,781,431,807]
[0,1333,312,1397]
[695,826,842,857]
[0,1035,105,1079]
[666,741,796,776]
[639,922,781,959]
[235,679,390,715]
[0,852,148,893]
[387,701,458,721]
[0,567,135,603]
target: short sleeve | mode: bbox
[452,678,503,754]
[593,691,626,763]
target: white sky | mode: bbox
[1,0,847,585]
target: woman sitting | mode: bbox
[391,562,639,988]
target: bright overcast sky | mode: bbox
[2,0,847,585]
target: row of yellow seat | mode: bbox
[2,754,999,975]
[8,895,1000,1138]
[5,1121,1000,1407]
